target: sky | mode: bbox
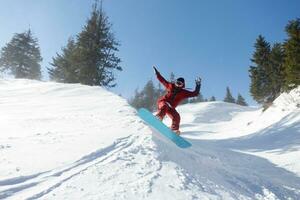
[0,0,299,105]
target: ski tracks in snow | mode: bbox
[36,131,163,200]
[0,134,155,200]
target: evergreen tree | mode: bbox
[0,29,42,80]
[249,35,272,104]
[189,92,204,103]
[224,87,235,103]
[48,38,79,83]
[129,88,143,110]
[284,18,300,89]
[269,43,285,98]
[48,1,121,87]
[209,96,216,101]
[236,93,248,106]
[76,2,121,87]
[129,80,158,112]
[142,80,157,111]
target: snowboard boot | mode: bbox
[173,129,181,135]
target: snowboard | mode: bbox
[138,108,192,148]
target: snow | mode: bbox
[0,79,300,199]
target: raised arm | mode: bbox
[153,66,171,89]
[183,77,201,98]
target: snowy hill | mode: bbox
[0,79,300,200]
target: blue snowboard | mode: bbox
[138,108,192,148]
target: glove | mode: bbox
[153,66,159,74]
[195,77,201,86]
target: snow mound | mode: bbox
[0,79,300,200]
[272,86,300,111]
[225,86,300,176]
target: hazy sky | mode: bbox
[1,0,299,105]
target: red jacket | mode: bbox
[156,72,200,108]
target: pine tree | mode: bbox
[236,93,248,106]
[48,38,79,83]
[284,18,300,89]
[142,80,157,111]
[129,80,159,112]
[224,87,235,103]
[249,35,272,104]
[269,43,285,98]
[189,92,204,103]
[129,88,143,110]
[48,1,121,87]
[0,29,42,80]
[76,2,121,87]
[209,96,216,101]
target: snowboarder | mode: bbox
[153,66,201,134]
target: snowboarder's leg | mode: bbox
[156,100,167,121]
[166,107,181,133]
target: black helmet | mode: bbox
[175,77,185,88]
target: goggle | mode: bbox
[175,80,184,87]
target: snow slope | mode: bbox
[0,79,300,200]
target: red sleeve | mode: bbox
[156,72,172,90]
[182,84,200,98]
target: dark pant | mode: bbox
[156,100,180,130]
